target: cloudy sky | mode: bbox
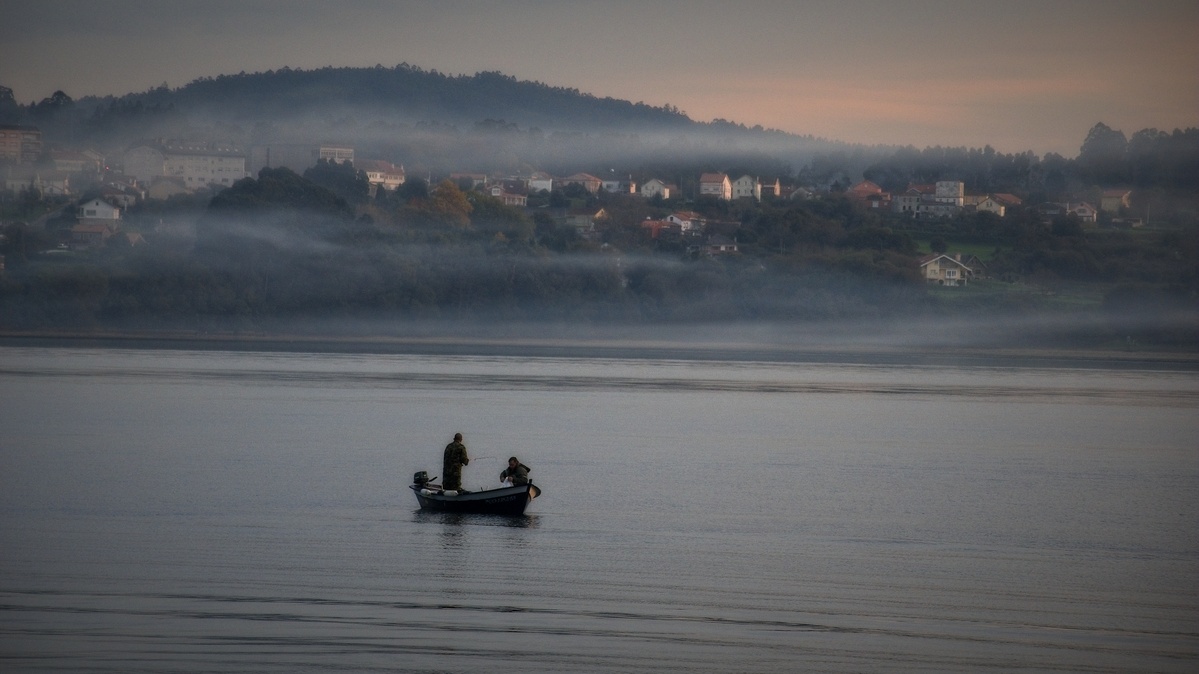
[2,0,1195,156]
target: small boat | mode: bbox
[410,471,542,516]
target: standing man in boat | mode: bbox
[442,432,469,491]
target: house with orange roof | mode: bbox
[640,218,676,239]
[846,180,884,200]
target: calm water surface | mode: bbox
[1,346,1197,672]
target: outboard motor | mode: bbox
[413,471,430,487]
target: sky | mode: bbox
[1,0,1196,157]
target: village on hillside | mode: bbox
[1,122,1160,289]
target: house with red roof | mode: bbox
[846,180,884,200]
[667,211,705,231]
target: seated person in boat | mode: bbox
[500,456,530,486]
[442,432,469,491]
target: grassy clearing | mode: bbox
[927,278,1107,310]
[914,240,1005,260]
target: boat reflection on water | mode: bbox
[413,510,540,529]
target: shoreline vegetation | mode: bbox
[4,328,1197,371]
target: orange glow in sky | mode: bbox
[2,0,1195,157]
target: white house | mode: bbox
[77,197,121,224]
[527,172,554,193]
[919,253,973,286]
[561,173,602,193]
[165,147,246,189]
[601,177,636,194]
[640,178,671,200]
[357,159,406,192]
[976,196,1007,217]
[1068,201,1098,223]
[666,211,704,232]
[731,175,761,201]
[699,172,731,200]
[319,146,354,164]
[125,142,247,189]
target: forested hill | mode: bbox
[155,66,696,132]
[7,64,846,172]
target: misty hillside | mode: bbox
[11,64,851,174]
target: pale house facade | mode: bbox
[601,178,636,194]
[357,160,406,192]
[1068,201,1098,223]
[164,148,247,189]
[562,173,602,194]
[640,178,671,200]
[666,211,705,232]
[731,175,761,201]
[976,196,1007,217]
[919,253,973,286]
[77,197,121,224]
[699,172,732,200]
[318,146,354,164]
[527,172,554,193]
[125,142,247,189]
[934,181,965,206]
